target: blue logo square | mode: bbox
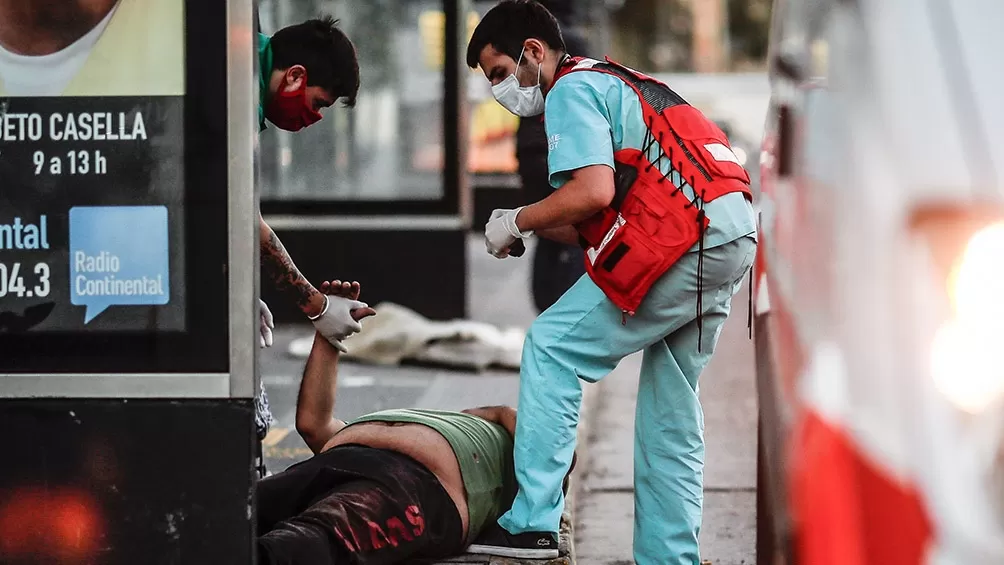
[69,206,170,324]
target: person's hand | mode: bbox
[320,279,360,301]
[259,299,274,349]
[310,294,368,351]
[315,280,377,352]
[485,207,532,258]
[318,280,377,321]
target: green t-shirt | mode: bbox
[257,32,272,132]
[347,408,517,545]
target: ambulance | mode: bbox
[754,0,1004,563]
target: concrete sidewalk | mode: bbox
[575,280,758,565]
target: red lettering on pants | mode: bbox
[368,520,394,549]
[333,527,357,553]
[405,505,425,537]
[386,516,414,544]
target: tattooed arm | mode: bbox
[259,213,327,318]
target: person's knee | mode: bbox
[523,319,563,365]
[523,322,577,376]
[526,317,619,387]
[524,318,551,349]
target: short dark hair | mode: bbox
[466,0,566,69]
[270,15,360,107]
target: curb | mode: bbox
[564,378,602,564]
[428,380,602,565]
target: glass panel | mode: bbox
[467,1,520,175]
[259,0,446,201]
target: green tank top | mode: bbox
[347,409,516,545]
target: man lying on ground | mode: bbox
[256,280,576,565]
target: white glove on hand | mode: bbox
[259,299,274,348]
[485,207,533,258]
[311,294,368,352]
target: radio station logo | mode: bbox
[69,206,169,324]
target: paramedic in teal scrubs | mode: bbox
[463,2,758,563]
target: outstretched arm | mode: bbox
[294,281,376,454]
[295,332,346,454]
[259,213,327,318]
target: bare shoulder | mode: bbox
[461,405,515,422]
[460,406,517,439]
[331,418,349,434]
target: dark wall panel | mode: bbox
[0,399,256,565]
[261,229,468,324]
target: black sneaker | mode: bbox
[467,525,559,559]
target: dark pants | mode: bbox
[257,445,464,565]
[531,237,586,314]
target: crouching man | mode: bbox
[257,280,574,564]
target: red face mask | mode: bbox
[265,72,323,132]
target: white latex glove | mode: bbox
[485,207,533,258]
[259,299,274,348]
[310,294,368,352]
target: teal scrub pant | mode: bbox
[497,235,757,565]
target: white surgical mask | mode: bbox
[491,48,544,117]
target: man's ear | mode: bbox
[522,38,546,64]
[282,65,308,92]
